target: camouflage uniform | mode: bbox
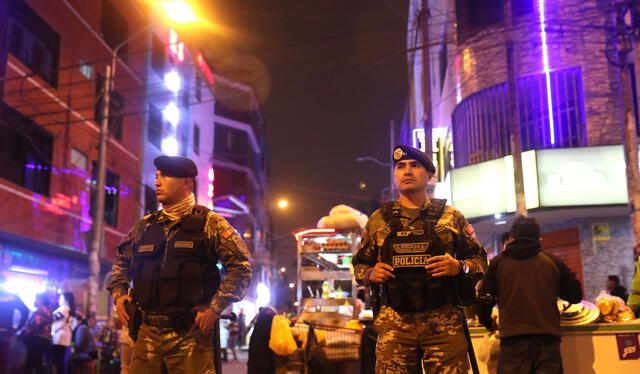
[107,209,252,373]
[353,200,487,374]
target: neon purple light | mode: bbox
[539,0,555,145]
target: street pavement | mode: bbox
[221,349,248,374]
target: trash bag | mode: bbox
[477,331,499,364]
[269,315,298,356]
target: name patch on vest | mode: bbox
[175,241,194,249]
[392,254,431,268]
[392,242,430,253]
[138,245,154,253]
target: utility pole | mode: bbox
[86,25,152,317]
[504,0,527,216]
[420,0,433,158]
[88,62,112,316]
[612,0,640,251]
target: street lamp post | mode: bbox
[88,24,155,317]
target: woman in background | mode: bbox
[22,292,53,374]
[51,292,75,374]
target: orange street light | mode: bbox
[159,1,198,24]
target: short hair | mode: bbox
[500,231,511,244]
[509,216,540,241]
[608,275,620,284]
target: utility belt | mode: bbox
[142,310,196,331]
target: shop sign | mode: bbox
[591,222,610,242]
[450,150,538,219]
[616,333,640,360]
[536,145,627,207]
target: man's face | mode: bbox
[606,279,617,290]
[393,159,432,194]
[155,170,189,204]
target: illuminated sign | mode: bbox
[450,145,631,219]
[412,128,425,152]
[536,145,627,206]
[197,53,214,85]
[169,29,184,62]
[207,167,214,209]
[450,150,538,219]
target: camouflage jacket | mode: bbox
[352,199,487,286]
[107,209,252,316]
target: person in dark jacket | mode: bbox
[479,216,583,374]
[606,275,629,302]
[247,307,277,374]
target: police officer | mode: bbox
[107,156,252,373]
[353,145,487,374]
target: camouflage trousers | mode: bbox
[373,305,470,374]
[130,323,215,374]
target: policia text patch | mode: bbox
[392,242,430,253]
[392,254,431,268]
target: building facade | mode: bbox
[407,0,637,299]
[0,0,146,313]
[139,13,272,311]
[0,0,272,316]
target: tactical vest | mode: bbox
[131,206,221,311]
[380,199,453,313]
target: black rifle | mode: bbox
[214,313,237,374]
[124,298,142,342]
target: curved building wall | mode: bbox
[453,0,621,166]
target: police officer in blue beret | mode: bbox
[108,155,252,373]
[353,145,487,374]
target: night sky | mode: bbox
[205,0,410,268]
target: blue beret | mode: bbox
[392,145,436,174]
[154,156,198,178]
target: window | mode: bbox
[79,58,93,80]
[0,105,53,196]
[214,125,251,166]
[148,104,163,149]
[101,0,129,59]
[70,148,88,170]
[151,34,165,76]
[95,74,125,140]
[91,162,120,227]
[7,0,60,87]
[144,185,158,215]
[451,67,587,167]
[195,75,202,102]
[193,125,200,155]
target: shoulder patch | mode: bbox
[222,227,235,239]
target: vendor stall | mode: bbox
[469,323,640,373]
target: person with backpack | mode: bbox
[51,292,75,374]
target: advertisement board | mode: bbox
[450,145,628,219]
[450,151,538,218]
[536,145,627,207]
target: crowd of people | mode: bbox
[0,283,98,374]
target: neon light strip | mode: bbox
[294,228,336,240]
[539,0,555,145]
